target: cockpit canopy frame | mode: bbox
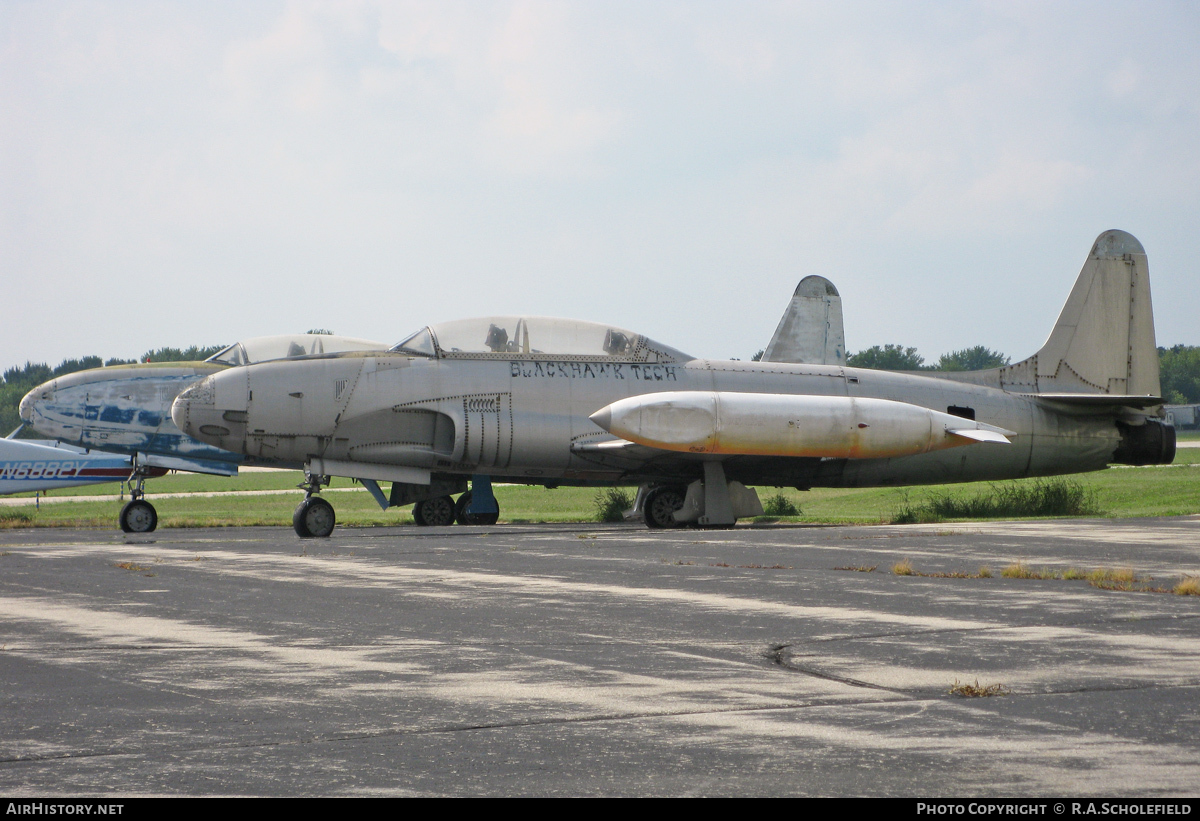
[390,317,692,363]
[206,334,386,367]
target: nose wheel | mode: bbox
[293,496,336,538]
[293,472,335,537]
[119,499,158,533]
[118,461,158,533]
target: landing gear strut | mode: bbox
[293,473,335,538]
[119,461,158,533]
[454,476,500,525]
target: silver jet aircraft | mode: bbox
[172,230,1175,536]
[20,334,385,532]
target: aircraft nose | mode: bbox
[171,377,212,438]
[19,384,50,424]
[18,388,37,423]
[172,374,249,452]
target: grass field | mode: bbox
[3,446,1198,528]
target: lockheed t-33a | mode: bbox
[172,230,1175,536]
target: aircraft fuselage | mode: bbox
[174,351,1129,491]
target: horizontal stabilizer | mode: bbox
[1022,393,1163,409]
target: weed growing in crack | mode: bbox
[1175,576,1200,596]
[762,493,800,517]
[949,679,1009,697]
[593,488,633,523]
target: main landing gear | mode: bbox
[637,464,765,530]
[453,491,500,526]
[291,474,502,537]
[643,484,687,529]
[293,473,336,538]
[409,492,501,526]
[119,461,159,533]
[412,476,500,527]
[412,495,455,527]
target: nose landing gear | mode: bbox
[119,499,158,533]
[293,473,336,538]
[118,460,160,533]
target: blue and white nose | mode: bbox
[18,384,47,425]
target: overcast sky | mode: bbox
[2,0,1198,371]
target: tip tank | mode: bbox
[589,391,1014,459]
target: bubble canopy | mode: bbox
[391,317,693,363]
[206,334,387,367]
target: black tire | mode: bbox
[453,492,471,525]
[119,500,157,533]
[293,496,335,538]
[454,492,500,526]
[414,495,455,527]
[644,485,686,529]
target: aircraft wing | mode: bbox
[0,438,135,495]
[137,452,239,477]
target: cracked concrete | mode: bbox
[0,517,1197,796]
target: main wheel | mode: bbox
[643,485,686,529]
[454,492,500,526]
[119,500,158,533]
[453,492,471,524]
[413,495,455,527]
[293,496,336,538]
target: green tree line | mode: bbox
[845,344,1010,371]
[749,345,1011,371]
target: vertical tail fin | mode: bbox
[998,230,1161,397]
[762,276,847,366]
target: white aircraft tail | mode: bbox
[937,230,1162,400]
[762,276,846,366]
